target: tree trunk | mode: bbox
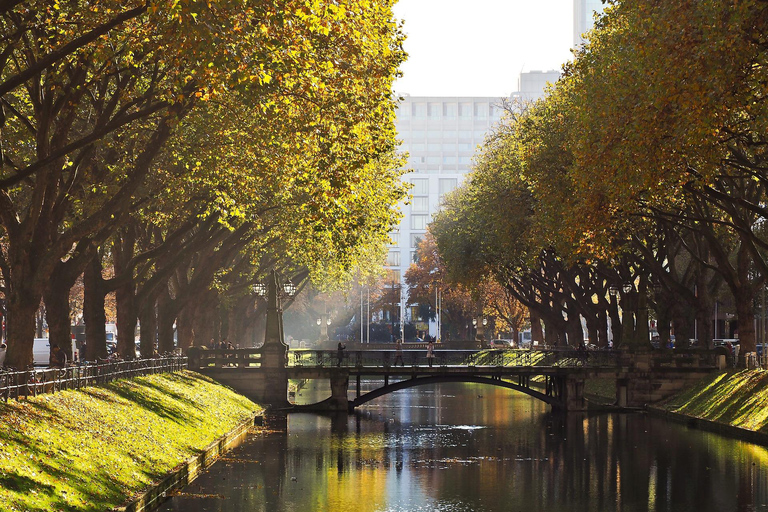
[608,295,622,347]
[635,279,650,348]
[530,309,544,346]
[83,255,108,360]
[597,307,609,348]
[139,300,157,358]
[735,293,756,365]
[566,312,584,347]
[3,293,39,368]
[43,279,73,361]
[177,302,195,351]
[156,288,176,354]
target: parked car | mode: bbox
[490,339,516,349]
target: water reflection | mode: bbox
[158,382,768,512]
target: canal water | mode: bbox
[157,381,768,512]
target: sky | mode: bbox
[391,0,575,97]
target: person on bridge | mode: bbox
[337,342,346,367]
[426,339,435,367]
[394,339,404,366]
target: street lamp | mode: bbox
[253,282,267,297]
[608,285,619,298]
[283,279,297,297]
[623,282,633,294]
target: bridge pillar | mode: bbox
[549,374,587,412]
[329,371,350,412]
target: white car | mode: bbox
[33,338,77,366]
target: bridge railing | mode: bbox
[190,348,262,369]
[288,349,621,368]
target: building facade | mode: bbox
[388,96,504,339]
[515,70,561,103]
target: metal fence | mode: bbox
[289,349,622,369]
[0,357,188,402]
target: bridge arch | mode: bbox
[348,375,560,410]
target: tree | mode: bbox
[0,0,408,367]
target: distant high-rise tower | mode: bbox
[573,0,606,47]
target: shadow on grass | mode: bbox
[109,384,191,424]
[674,371,768,431]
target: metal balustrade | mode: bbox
[0,357,188,402]
[192,349,262,368]
[288,349,622,369]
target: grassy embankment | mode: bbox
[660,369,768,432]
[0,370,262,512]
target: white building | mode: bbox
[388,95,504,339]
[514,70,561,103]
[573,0,606,48]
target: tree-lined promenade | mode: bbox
[432,0,768,364]
[0,0,407,369]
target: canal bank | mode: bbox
[0,370,263,512]
[649,369,768,446]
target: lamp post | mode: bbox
[472,318,477,342]
[253,269,296,407]
[316,316,331,341]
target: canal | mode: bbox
[158,381,768,511]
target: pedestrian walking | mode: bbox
[394,338,404,366]
[337,342,346,367]
[426,339,435,367]
[0,342,6,368]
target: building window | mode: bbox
[458,156,472,164]
[411,250,419,263]
[426,156,440,164]
[428,103,441,118]
[427,143,441,151]
[458,143,473,151]
[411,233,424,248]
[411,130,425,139]
[444,103,457,118]
[443,143,457,151]
[411,214,429,230]
[398,104,411,119]
[411,197,429,212]
[413,103,426,117]
[386,250,401,266]
[427,130,442,139]
[439,178,458,195]
[474,130,487,139]
[443,130,457,138]
[411,143,425,151]
[411,178,429,195]
[389,232,399,246]
[474,103,488,119]
[386,269,401,282]
[459,103,472,118]
[443,156,457,164]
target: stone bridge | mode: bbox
[193,271,720,413]
[188,347,720,412]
